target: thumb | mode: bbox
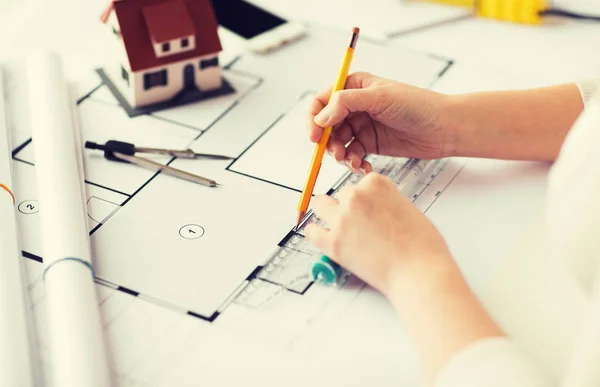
[314,88,380,127]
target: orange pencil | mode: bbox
[296,27,359,225]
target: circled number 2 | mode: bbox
[18,200,39,214]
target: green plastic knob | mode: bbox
[311,255,342,285]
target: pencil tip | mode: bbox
[349,27,360,48]
[296,211,305,226]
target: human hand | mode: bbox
[305,173,505,385]
[308,72,456,174]
[304,172,453,297]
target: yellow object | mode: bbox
[410,0,548,24]
[476,0,547,24]
[296,27,359,225]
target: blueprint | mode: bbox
[5,23,464,386]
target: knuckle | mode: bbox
[345,188,365,210]
[362,172,391,191]
[362,171,381,184]
[352,71,372,83]
[373,172,387,183]
[371,172,387,183]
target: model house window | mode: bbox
[121,66,129,87]
[181,38,189,48]
[162,42,170,52]
[199,57,218,70]
[143,69,167,90]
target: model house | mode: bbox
[99,0,231,115]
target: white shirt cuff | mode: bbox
[434,337,552,387]
[576,79,599,110]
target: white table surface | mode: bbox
[2,1,600,386]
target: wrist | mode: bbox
[439,94,474,158]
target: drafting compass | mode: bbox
[85,140,232,187]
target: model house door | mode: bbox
[183,64,195,89]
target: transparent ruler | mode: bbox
[235,155,451,309]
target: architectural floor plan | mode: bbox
[7,25,463,386]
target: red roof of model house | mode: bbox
[100,0,222,72]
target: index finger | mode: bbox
[307,72,375,143]
[306,86,332,143]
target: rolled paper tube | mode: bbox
[28,50,112,387]
[0,67,37,387]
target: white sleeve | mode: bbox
[575,79,599,110]
[434,337,553,387]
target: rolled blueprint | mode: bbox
[0,68,37,387]
[27,50,112,387]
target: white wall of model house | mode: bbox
[106,11,136,107]
[105,10,223,108]
[131,54,222,107]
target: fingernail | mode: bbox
[345,159,352,168]
[359,167,366,174]
[314,108,330,126]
